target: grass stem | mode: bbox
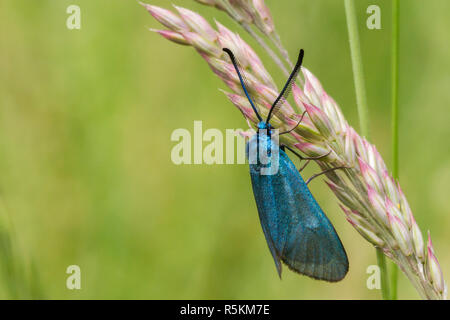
[377,248,390,299]
[344,0,370,138]
[344,0,390,300]
[390,0,400,300]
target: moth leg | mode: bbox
[298,160,310,172]
[306,166,349,185]
[284,145,332,161]
[279,111,307,135]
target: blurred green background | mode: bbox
[0,0,449,299]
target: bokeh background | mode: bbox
[0,0,449,299]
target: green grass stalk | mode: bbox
[344,0,390,300]
[390,0,400,300]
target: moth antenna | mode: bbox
[267,49,304,123]
[223,48,263,122]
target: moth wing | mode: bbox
[249,169,284,277]
[250,150,348,282]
